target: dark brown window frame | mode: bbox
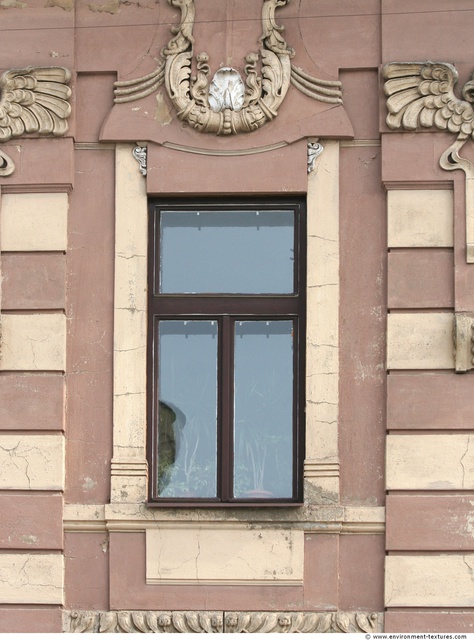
[147,197,306,506]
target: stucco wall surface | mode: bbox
[0,0,473,634]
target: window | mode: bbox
[147,198,305,504]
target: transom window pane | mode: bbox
[159,209,295,294]
[233,320,294,499]
[157,320,218,499]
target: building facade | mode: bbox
[0,0,474,632]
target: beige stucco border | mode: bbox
[110,141,341,508]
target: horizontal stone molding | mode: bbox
[0,313,66,371]
[63,503,385,534]
[387,312,454,370]
[0,434,64,490]
[387,189,453,248]
[304,460,340,478]
[0,553,63,605]
[0,192,68,251]
[386,555,474,608]
[65,610,383,633]
[387,434,474,490]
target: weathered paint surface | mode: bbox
[0,0,473,633]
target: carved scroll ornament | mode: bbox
[66,610,383,633]
[113,0,343,136]
[383,62,474,262]
[0,66,72,176]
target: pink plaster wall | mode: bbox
[1,0,473,632]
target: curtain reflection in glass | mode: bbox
[158,320,218,498]
[233,321,293,498]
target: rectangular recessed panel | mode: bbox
[387,190,453,248]
[1,193,68,251]
[386,555,474,607]
[386,434,474,490]
[146,527,303,585]
[387,312,454,370]
[0,554,63,604]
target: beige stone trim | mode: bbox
[0,313,66,371]
[386,555,474,607]
[0,192,68,251]
[387,434,474,490]
[112,144,148,504]
[0,553,63,604]
[387,312,454,370]
[305,140,340,500]
[146,526,304,585]
[0,434,64,490]
[65,610,383,633]
[63,503,384,534]
[454,312,474,372]
[387,189,454,248]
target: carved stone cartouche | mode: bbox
[113,0,343,136]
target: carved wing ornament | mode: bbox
[383,62,474,263]
[113,0,343,136]
[0,66,72,176]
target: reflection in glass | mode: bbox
[160,209,295,294]
[233,321,293,498]
[157,320,218,498]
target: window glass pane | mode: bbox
[160,209,295,294]
[233,320,294,499]
[157,320,218,498]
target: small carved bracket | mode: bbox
[454,312,474,372]
[307,141,324,173]
[132,146,147,176]
[0,149,15,176]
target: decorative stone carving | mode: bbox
[454,312,474,372]
[0,66,72,176]
[132,145,147,176]
[208,68,246,113]
[383,62,474,263]
[0,148,14,176]
[67,611,224,633]
[224,611,383,634]
[65,610,383,633]
[307,141,324,173]
[113,0,343,135]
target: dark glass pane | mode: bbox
[160,209,295,294]
[233,320,294,499]
[157,320,218,498]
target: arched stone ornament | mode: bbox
[0,66,72,177]
[113,0,343,136]
[383,62,474,263]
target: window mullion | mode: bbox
[219,315,233,501]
